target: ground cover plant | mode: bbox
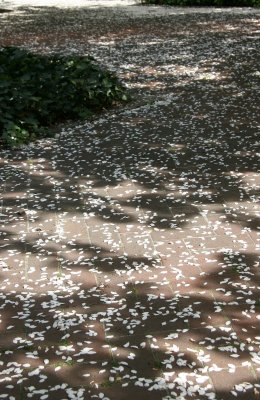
[142,0,260,6]
[0,46,128,147]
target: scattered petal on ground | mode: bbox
[0,1,259,399]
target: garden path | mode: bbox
[0,2,259,399]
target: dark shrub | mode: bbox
[141,0,259,6]
[0,46,128,147]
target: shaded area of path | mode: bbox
[0,4,259,399]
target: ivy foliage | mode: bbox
[0,46,129,147]
[141,0,259,6]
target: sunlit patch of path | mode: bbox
[2,0,260,14]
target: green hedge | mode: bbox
[0,46,128,147]
[141,0,259,6]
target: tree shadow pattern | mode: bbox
[0,4,259,400]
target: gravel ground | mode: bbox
[0,2,260,400]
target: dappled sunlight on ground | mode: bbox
[0,3,259,400]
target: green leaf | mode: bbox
[0,46,129,147]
